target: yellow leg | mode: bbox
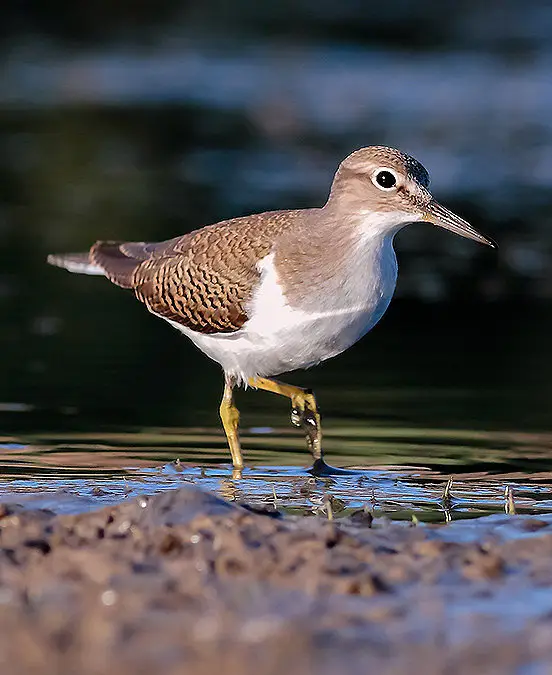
[219,378,244,472]
[249,377,322,460]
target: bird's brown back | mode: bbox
[91,210,307,334]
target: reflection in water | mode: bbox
[2,303,552,519]
[2,424,552,520]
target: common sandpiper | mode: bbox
[48,146,496,474]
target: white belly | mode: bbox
[167,305,386,384]
[163,240,397,385]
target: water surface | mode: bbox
[1,303,551,518]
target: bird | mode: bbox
[48,146,496,475]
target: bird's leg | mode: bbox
[219,376,244,473]
[248,377,322,461]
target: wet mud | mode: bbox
[2,486,552,673]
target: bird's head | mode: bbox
[328,146,496,248]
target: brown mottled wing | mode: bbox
[92,211,302,334]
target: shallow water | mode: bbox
[2,423,552,521]
[1,304,552,520]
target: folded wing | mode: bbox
[47,210,301,334]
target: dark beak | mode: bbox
[424,200,497,248]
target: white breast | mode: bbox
[164,235,398,385]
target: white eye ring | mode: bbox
[371,167,399,191]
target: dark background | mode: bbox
[1,0,551,436]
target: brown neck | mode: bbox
[272,203,366,310]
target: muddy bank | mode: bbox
[2,487,552,674]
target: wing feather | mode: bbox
[49,210,303,334]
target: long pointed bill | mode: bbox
[424,200,497,248]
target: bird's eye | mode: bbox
[373,170,397,190]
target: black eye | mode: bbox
[375,170,397,189]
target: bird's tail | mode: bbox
[47,252,105,276]
[47,242,145,289]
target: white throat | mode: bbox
[357,210,423,238]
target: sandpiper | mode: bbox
[48,146,495,473]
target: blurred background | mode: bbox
[1,0,551,444]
